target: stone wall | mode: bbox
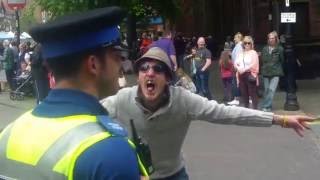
[309,0,320,37]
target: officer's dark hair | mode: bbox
[47,46,107,81]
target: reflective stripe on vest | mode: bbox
[0,112,148,179]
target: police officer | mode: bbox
[0,7,148,180]
[30,43,50,104]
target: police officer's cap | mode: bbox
[29,6,126,59]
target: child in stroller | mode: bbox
[10,61,34,100]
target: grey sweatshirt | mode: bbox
[101,86,274,179]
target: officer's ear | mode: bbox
[86,55,100,76]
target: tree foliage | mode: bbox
[29,0,182,24]
[20,3,38,31]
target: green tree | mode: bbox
[30,0,182,25]
[28,0,182,59]
[20,3,38,32]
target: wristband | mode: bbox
[282,115,288,128]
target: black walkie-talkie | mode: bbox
[130,119,154,174]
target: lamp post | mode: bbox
[283,0,300,111]
[15,8,20,46]
[126,13,137,60]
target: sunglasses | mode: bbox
[243,42,252,45]
[139,63,167,73]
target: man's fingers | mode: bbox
[301,121,311,130]
[292,122,306,137]
[298,115,315,122]
[298,123,305,131]
[140,176,149,180]
[294,127,304,137]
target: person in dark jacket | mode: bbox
[174,33,186,70]
[18,43,27,67]
[1,40,15,90]
[259,31,284,112]
[30,43,50,104]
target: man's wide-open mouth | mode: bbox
[146,80,155,92]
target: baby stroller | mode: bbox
[10,73,34,101]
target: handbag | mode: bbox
[246,72,256,83]
[242,55,256,83]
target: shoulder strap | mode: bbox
[97,115,128,137]
[242,54,245,68]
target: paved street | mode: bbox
[186,64,320,180]
[0,92,35,131]
[1,63,320,179]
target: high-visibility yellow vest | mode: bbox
[0,112,148,180]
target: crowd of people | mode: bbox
[136,30,285,112]
[222,31,285,112]
[1,40,30,91]
[1,28,284,112]
[0,39,50,103]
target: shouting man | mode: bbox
[101,47,313,180]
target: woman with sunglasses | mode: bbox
[234,36,259,109]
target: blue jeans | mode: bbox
[154,167,189,180]
[192,74,198,93]
[260,76,280,110]
[177,54,185,70]
[231,75,241,98]
[195,70,212,100]
[222,77,233,102]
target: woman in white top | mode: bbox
[228,32,243,106]
[234,36,259,109]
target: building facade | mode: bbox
[176,0,320,78]
[176,0,320,42]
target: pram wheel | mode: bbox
[17,93,24,101]
[10,92,17,101]
[10,92,25,101]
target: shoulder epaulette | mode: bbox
[97,115,128,137]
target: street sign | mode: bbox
[281,12,296,23]
[6,0,26,10]
[285,0,290,7]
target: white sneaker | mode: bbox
[227,99,239,105]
